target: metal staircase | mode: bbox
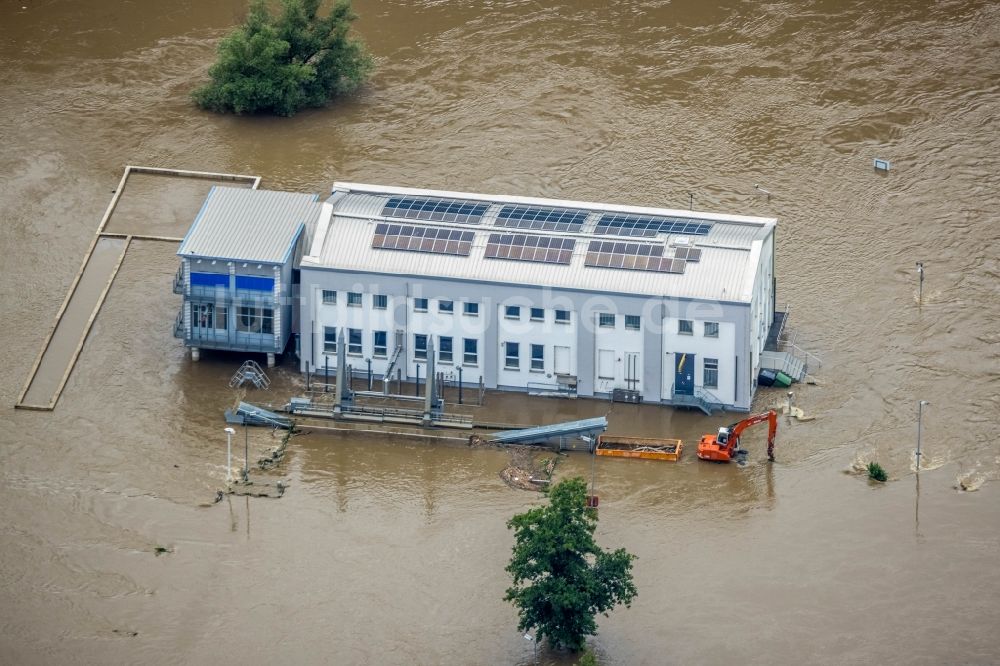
[229,360,271,390]
[669,387,727,415]
[763,304,822,382]
[381,330,405,392]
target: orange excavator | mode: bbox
[697,410,777,462]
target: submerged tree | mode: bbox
[504,477,637,652]
[193,0,374,116]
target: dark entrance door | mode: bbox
[674,353,694,395]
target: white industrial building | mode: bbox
[174,182,781,412]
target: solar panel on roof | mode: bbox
[372,223,475,256]
[673,246,702,262]
[484,233,575,264]
[382,196,490,225]
[495,205,588,232]
[585,240,685,274]
[595,213,712,237]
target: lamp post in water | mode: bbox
[224,427,235,482]
[524,633,537,664]
[916,262,924,304]
[916,400,929,472]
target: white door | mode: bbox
[597,349,615,380]
[554,346,571,375]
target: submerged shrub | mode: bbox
[867,462,888,482]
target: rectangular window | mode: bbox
[439,300,454,314]
[439,336,453,363]
[463,338,478,365]
[704,321,720,338]
[504,342,519,369]
[463,302,479,316]
[530,307,544,322]
[373,330,387,357]
[347,292,362,307]
[190,272,229,288]
[236,306,273,334]
[625,315,641,331]
[678,319,694,335]
[704,358,719,389]
[414,334,428,360]
[531,344,544,371]
[193,302,214,330]
[505,305,520,319]
[599,313,616,328]
[235,275,274,292]
[323,327,337,353]
[348,328,362,354]
[555,310,571,324]
[414,298,428,312]
[322,290,337,304]
[373,294,388,310]
[216,305,228,330]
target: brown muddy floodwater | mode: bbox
[1,1,999,664]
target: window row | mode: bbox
[413,335,479,365]
[678,320,719,337]
[503,306,571,324]
[501,342,546,371]
[597,313,641,330]
[192,303,273,334]
[413,298,476,315]
[324,327,387,357]
[321,290,388,309]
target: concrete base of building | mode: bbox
[191,347,200,362]
[267,353,276,368]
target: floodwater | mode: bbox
[1,0,998,664]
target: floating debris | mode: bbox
[500,446,558,491]
[153,546,172,556]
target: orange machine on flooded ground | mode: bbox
[697,410,777,462]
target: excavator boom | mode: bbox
[697,410,777,462]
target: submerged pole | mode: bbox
[916,262,924,305]
[916,400,929,472]
[225,427,235,482]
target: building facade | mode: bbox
[173,186,326,366]
[297,183,776,412]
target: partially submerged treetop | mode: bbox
[193,0,374,116]
[505,477,637,652]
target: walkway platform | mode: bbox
[15,166,259,410]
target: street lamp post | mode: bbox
[244,411,257,482]
[916,262,924,304]
[524,633,537,664]
[224,427,235,482]
[916,400,929,472]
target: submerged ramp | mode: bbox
[490,416,608,451]
[15,166,259,411]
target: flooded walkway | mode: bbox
[15,167,257,410]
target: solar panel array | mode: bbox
[595,213,712,237]
[585,240,685,273]
[672,246,702,262]
[382,196,490,225]
[485,234,575,265]
[495,205,588,232]
[372,223,474,256]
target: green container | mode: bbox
[773,371,793,388]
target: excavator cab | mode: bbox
[716,427,731,445]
